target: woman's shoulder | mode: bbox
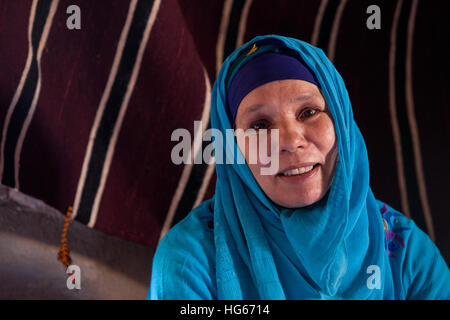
[375,200,416,259]
[375,199,438,262]
[376,200,450,299]
[161,197,215,249]
[148,198,216,299]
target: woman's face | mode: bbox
[235,79,338,208]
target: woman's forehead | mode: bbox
[251,79,320,93]
[240,80,324,106]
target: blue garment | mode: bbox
[148,35,450,299]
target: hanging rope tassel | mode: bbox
[57,206,73,269]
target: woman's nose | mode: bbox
[279,122,308,153]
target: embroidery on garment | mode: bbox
[380,204,410,257]
[246,43,259,56]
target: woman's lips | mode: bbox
[277,163,320,183]
[277,162,319,175]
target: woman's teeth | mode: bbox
[282,165,314,176]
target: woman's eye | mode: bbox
[299,107,320,120]
[249,120,270,130]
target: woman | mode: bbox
[148,35,450,299]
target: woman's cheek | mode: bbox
[240,134,272,168]
[313,117,336,153]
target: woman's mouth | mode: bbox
[277,163,320,182]
[278,163,320,177]
[280,165,314,176]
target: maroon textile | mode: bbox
[0,0,448,265]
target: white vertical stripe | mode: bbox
[87,0,162,228]
[71,0,139,220]
[235,0,253,48]
[0,0,37,182]
[389,0,411,218]
[191,0,243,217]
[158,67,212,243]
[311,0,328,46]
[405,0,435,240]
[192,0,241,215]
[14,0,60,189]
[216,0,233,76]
[327,0,347,62]
[159,0,236,239]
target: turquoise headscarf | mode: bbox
[149,34,450,300]
[210,34,387,299]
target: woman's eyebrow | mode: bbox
[243,103,267,115]
[290,93,316,103]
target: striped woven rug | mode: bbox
[0,0,448,264]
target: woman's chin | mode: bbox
[273,190,325,209]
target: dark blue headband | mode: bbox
[226,51,320,123]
